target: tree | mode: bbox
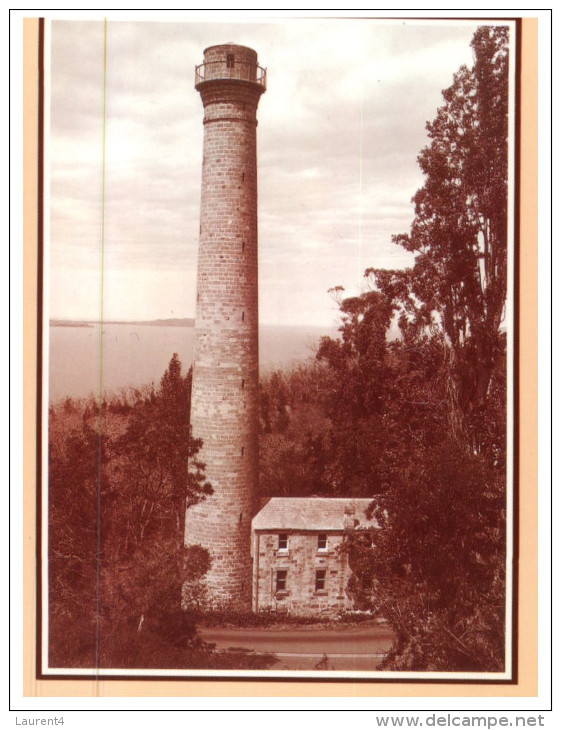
[112,354,211,550]
[48,355,213,668]
[368,25,509,433]
[102,355,212,630]
[316,290,394,496]
[327,26,509,670]
[259,365,332,497]
[48,418,111,667]
[342,330,506,671]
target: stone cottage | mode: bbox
[251,497,377,616]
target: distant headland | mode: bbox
[50,318,196,328]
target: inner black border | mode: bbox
[35,15,522,685]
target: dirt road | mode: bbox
[199,621,394,671]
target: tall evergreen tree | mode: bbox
[328,26,509,670]
[369,25,509,430]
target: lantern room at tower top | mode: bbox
[195,43,267,90]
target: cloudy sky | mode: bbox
[48,17,481,327]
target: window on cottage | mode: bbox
[317,533,327,551]
[276,569,287,592]
[315,569,326,592]
[226,53,235,68]
[278,534,288,551]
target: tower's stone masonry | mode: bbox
[184,45,265,610]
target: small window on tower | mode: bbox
[317,533,327,551]
[226,53,235,68]
[278,534,288,552]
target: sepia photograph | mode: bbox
[38,15,517,681]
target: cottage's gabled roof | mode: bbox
[251,497,377,532]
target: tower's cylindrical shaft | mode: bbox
[185,44,265,610]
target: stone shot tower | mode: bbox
[184,45,266,610]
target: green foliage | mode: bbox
[367,26,509,422]
[346,433,505,671]
[192,608,374,628]
[48,355,214,669]
[48,419,109,622]
[112,355,211,551]
[316,291,395,496]
[326,306,507,670]
[259,364,332,497]
[49,614,277,670]
[340,26,508,670]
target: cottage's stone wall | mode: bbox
[252,531,353,617]
[185,45,265,611]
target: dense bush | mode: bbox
[48,356,214,669]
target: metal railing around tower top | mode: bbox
[195,60,267,89]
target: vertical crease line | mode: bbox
[36,16,45,687]
[95,18,107,684]
[358,91,364,288]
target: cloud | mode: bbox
[49,17,480,325]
